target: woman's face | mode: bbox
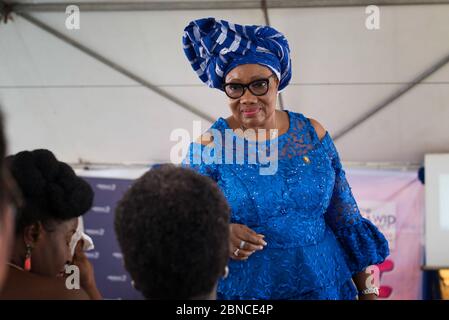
[224,64,279,129]
[29,218,78,277]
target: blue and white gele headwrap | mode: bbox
[182,17,292,91]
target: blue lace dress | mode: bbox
[183,110,389,300]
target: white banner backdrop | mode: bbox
[347,168,424,300]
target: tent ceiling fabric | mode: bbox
[1,2,448,165]
[9,0,449,10]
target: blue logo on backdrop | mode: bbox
[82,177,143,300]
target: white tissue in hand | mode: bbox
[69,217,95,257]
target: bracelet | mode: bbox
[358,287,379,296]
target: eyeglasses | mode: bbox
[223,74,276,99]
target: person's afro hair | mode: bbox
[115,164,230,299]
[6,149,93,234]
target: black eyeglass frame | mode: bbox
[223,74,277,99]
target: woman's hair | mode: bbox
[6,149,93,234]
[115,164,230,299]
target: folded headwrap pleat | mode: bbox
[183,17,292,91]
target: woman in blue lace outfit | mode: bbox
[182,18,389,300]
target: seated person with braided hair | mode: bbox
[114,164,230,299]
[0,149,101,299]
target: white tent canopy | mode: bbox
[1,0,449,167]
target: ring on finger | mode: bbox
[239,240,246,249]
[233,248,240,256]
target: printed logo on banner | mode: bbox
[359,201,396,250]
[377,260,395,298]
[96,183,117,191]
[112,252,123,259]
[107,275,128,282]
[85,228,105,236]
[86,251,100,259]
[92,205,111,213]
[82,177,145,299]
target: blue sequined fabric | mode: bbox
[183,110,389,300]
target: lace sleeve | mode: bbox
[321,133,390,274]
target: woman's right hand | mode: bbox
[229,223,267,260]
